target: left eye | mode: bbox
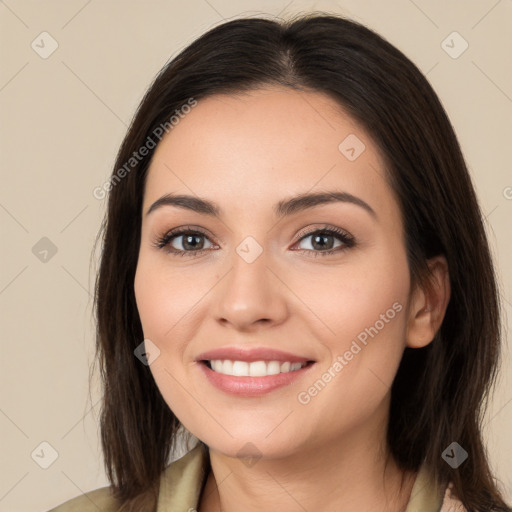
[294,229,354,254]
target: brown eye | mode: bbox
[154,227,216,257]
[294,227,355,257]
[171,232,210,251]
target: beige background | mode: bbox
[1,1,511,510]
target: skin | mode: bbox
[134,87,451,512]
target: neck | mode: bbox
[198,415,416,512]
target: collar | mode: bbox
[156,443,444,511]
[156,442,209,511]
[405,460,444,512]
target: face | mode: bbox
[134,87,416,460]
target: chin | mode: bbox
[197,429,305,462]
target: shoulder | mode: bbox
[46,485,120,512]
[46,442,209,512]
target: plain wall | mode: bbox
[1,1,511,510]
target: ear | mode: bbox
[406,255,451,349]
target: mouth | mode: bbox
[201,359,314,377]
[195,347,316,396]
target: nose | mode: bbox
[213,244,289,332]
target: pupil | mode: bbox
[313,234,333,250]
[184,234,203,250]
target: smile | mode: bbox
[206,360,308,377]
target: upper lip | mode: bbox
[195,346,315,363]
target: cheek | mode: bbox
[289,246,410,349]
[133,257,190,387]
[291,248,410,406]
[134,258,201,426]
[134,263,165,339]
[295,293,408,438]
[134,254,200,344]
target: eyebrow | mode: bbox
[145,190,377,220]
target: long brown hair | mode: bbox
[91,13,511,512]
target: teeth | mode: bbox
[208,360,307,376]
[232,361,249,376]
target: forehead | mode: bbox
[143,87,399,226]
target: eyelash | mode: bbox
[152,224,355,258]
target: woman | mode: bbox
[48,13,511,512]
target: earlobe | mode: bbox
[405,255,451,349]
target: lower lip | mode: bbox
[198,361,315,397]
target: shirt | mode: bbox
[47,442,467,512]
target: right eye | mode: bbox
[153,227,217,257]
